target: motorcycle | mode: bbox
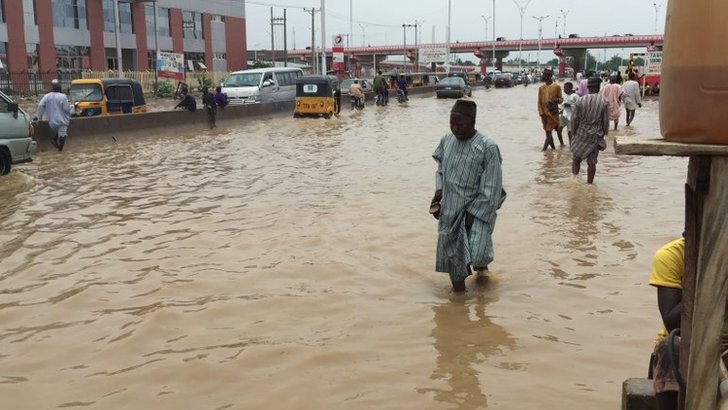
[350,95,365,110]
[375,91,389,106]
[396,89,407,104]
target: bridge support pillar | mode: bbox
[562,48,587,77]
[474,49,509,74]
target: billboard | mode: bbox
[646,51,662,74]
[419,47,448,64]
[157,51,185,81]
[332,34,345,72]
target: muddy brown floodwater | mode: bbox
[1,85,686,409]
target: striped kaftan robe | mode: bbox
[570,94,610,164]
[433,131,506,281]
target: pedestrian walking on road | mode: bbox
[599,75,623,130]
[622,72,642,126]
[35,79,73,152]
[431,100,507,293]
[570,77,610,184]
[537,69,564,150]
[201,86,217,128]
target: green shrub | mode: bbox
[194,72,214,92]
[153,80,175,98]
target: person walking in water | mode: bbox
[570,77,610,184]
[35,79,73,152]
[537,69,564,150]
[622,72,642,126]
[560,81,578,145]
[599,75,623,130]
[201,86,217,128]
[430,100,507,293]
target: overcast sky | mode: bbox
[244,0,666,61]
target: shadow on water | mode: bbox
[419,279,517,410]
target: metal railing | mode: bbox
[0,70,230,97]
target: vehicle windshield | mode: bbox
[223,73,262,87]
[340,79,356,89]
[440,77,462,85]
[496,74,511,79]
[69,84,103,102]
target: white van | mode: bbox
[0,90,36,175]
[221,67,304,105]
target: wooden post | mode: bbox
[680,156,711,409]
[685,157,728,409]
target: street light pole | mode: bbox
[560,9,569,37]
[532,15,548,71]
[653,2,661,34]
[512,0,532,74]
[480,15,491,40]
[358,23,368,46]
[402,24,407,71]
[491,0,496,74]
[320,0,326,75]
[446,0,451,71]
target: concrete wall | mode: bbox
[33,85,447,150]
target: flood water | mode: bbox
[1,85,686,409]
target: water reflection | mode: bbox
[422,289,516,409]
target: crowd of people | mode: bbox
[536,68,643,184]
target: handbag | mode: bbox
[598,137,607,151]
[547,100,559,115]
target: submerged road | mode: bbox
[1,85,684,409]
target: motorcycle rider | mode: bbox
[349,79,365,108]
[397,74,409,101]
[373,70,388,106]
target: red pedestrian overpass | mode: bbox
[281,34,662,76]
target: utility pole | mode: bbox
[532,15,548,71]
[403,23,416,71]
[270,8,275,66]
[304,8,319,73]
[320,0,326,75]
[271,8,287,67]
[414,20,422,71]
[512,0,532,74]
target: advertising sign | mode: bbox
[419,47,448,64]
[157,51,185,81]
[646,51,662,74]
[332,34,345,72]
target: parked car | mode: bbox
[436,77,472,98]
[494,73,514,88]
[0,90,36,175]
[340,78,373,98]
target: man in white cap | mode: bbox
[36,79,73,151]
[430,100,507,293]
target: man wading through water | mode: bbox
[430,100,507,293]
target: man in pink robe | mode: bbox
[599,76,624,130]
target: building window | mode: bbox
[145,4,170,37]
[182,10,203,40]
[103,0,132,33]
[26,43,39,71]
[56,45,89,72]
[183,52,205,71]
[0,42,6,68]
[23,0,36,26]
[52,0,88,30]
